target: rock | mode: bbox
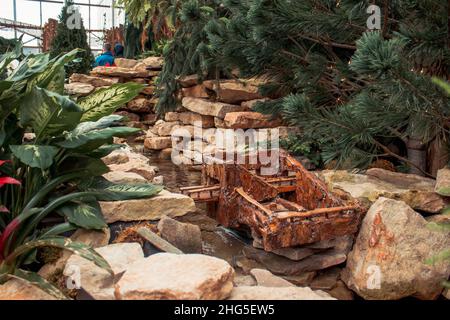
[0,279,56,300]
[103,171,148,184]
[176,212,219,232]
[159,148,173,160]
[435,167,450,196]
[319,168,447,213]
[100,190,196,223]
[157,216,202,253]
[115,253,234,300]
[102,145,150,165]
[141,85,155,96]
[178,112,215,128]
[228,286,335,300]
[182,84,210,99]
[108,159,157,181]
[310,267,341,290]
[177,74,199,87]
[114,58,139,69]
[214,117,226,128]
[443,288,450,300]
[342,197,450,300]
[144,137,173,150]
[224,112,282,129]
[152,175,164,185]
[241,98,270,110]
[64,82,95,97]
[70,73,120,87]
[151,120,181,136]
[64,243,144,300]
[327,281,354,300]
[281,272,317,286]
[234,274,257,287]
[243,246,347,276]
[253,235,316,261]
[142,114,158,125]
[250,269,295,287]
[203,79,263,104]
[38,228,110,280]
[142,56,164,70]
[126,97,153,113]
[130,78,146,84]
[91,66,150,78]
[165,112,180,122]
[182,97,247,119]
[305,235,354,250]
[234,256,266,274]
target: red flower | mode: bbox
[0,160,20,188]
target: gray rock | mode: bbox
[157,216,202,253]
[228,286,336,300]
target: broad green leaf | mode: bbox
[57,126,140,150]
[8,53,50,82]
[80,176,163,201]
[72,115,124,134]
[18,87,82,139]
[10,237,113,274]
[10,145,59,170]
[88,144,125,158]
[79,83,145,122]
[11,269,68,300]
[57,155,110,176]
[57,200,107,230]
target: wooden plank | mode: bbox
[137,227,184,254]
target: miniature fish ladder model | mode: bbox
[181,150,365,251]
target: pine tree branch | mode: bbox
[294,33,356,50]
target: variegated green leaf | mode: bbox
[57,200,107,230]
[79,83,145,122]
[11,269,69,300]
[10,145,59,170]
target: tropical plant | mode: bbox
[0,43,162,298]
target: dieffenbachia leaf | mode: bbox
[11,269,69,300]
[10,145,59,170]
[79,83,145,122]
[57,200,107,230]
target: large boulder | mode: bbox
[224,112,282,129]
[182,97,247,119]
[100,190,196,223]
[157,216,202,253]
[249,269,294,287]
[319,168,447,213]
[103,171,148,184]
[228,286,335,300]
[0,279,56,300]
[114,58,139,69]
[64,243,144,300]
[144,136,173,150]
[91,66,150,79]
[114,253,234,300]
[107,159,157,181]
[142,56,164,70]
[342,197,450,300]
[203,79,264,104]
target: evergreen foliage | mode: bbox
[50,0,94,76]
[205,0,450,176]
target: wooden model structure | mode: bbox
[181,150,364,251]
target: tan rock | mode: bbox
[100,190,196,223]
[141,85,155,96]
[165,112,180,122]
[319,168,447,213]
[114,111,140,122]
[178,111,215,128]
[64,82,95,97]
[102,145,149,166]
[114,58,139,69]
[70,73,120,87]
[0,279,57,300]
[142,56,164,70]
[224,112,282,129]
[250,269,295,287]
[342,197,450,300]
[177,74,199,87]
[64,243,144,300]
[91,66,150,79]
[142,114,158,125]
[108,160,157,181]
[115,253,234,300]
[241,98,270,110]
[144,137,173,150]
[203,79,263,104]
[228,286,335,300]
[157,216,202,253]
[130,78,146,84]
[182,97,247,119]
[126,97,153,113]
[151,120,181,136]
[435,167,450,196]
[103,171,148,184]
[182,84,210,99]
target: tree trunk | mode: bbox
[428,137,449,177]
[407,137,427,176]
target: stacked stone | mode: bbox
[65,56,163,130]
[143,75,293,165]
